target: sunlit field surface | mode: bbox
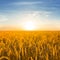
[0,31,60,60]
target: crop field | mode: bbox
[0,31,60,60]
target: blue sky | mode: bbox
[0,0,60,30]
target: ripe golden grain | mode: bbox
[0,31,60,60]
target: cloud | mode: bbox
[6,11,52,24]
[0,15,8,22]
[12,1,42,5]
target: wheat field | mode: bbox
[0,31,60,60]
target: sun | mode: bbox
[23,21,35,30]
[19,13,43,30]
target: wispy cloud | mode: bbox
[0,15,8,22]
[12,1,42,5]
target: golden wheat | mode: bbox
[0,31,60,60]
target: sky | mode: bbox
[0,0,60,30]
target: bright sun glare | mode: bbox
[23,21,35,30]
[20,13,43,30]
